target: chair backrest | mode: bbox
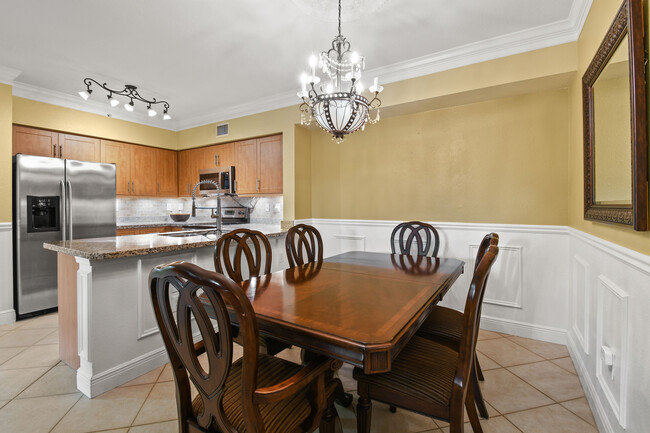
[474,233,499,272]
[214,229,272,283]
[390,221,440,257]
[451,243,499,412]
[149,261,263,432]
[285,224,324,267]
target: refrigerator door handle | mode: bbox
[60,180,67,241]
[66,180,73,240]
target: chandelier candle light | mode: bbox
[298,0,383,143]
[78,78,172,120]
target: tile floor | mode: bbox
[0,313,599,433]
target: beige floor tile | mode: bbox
[275,345,303,364]
[0,392,81,433]
[0,321,26,332]
[476,351,501,370]
[480,369,553,414]
[551,357,578,375]
[476,338,543,367]
[338,363,357,392]
[158,364,174,383]
[17,364,78,398]
[478,330,502,341]
[0,346,27,366]
[133,382,178,425]
[506,404,598,433]
[90,429,129,433]
[52,383,153,433]
[0,400,8,409]
[355,399,439,432]
[0,328,56,348]
[35,329,59,345]
[561,397,596,427]
[0,331,6,338]
[0,344,60,370]
[18,313,59,330]
[433,401,499,429]
[121,366,164,388]
[334,401,358,433]
[0,367,49,400]
[129,420,178,433]
[506,336,569,360]
[439,415,521,433]
[508,361,584,402]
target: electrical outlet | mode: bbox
[274,203,282,212]
[166,203,172,211]
[265,203,270,212]
[178,203,183,211]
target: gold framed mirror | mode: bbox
[583,0,648,231]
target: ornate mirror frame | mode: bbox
[583,0,648,231]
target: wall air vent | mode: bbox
[216,123,229,137]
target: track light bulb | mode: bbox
[124,101,134,112]
[163,112,171,120]
[147,107,157,117]
[78,89,91,100]
[108,95,120,107]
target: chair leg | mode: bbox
[356,396,372,433]
[472,364,489,419]
[475,353,484,381]
[319,404,339,433]
[465,381,484,433]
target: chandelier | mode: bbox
[298,0,383,143]
[78,78,171,120]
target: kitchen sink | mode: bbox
[158,228,229,238]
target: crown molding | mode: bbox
[0,65,21,85]
[11,81,177,131]
[4,0,592,132]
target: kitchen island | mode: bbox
[43,224,286,398]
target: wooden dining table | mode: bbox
[236,251,465,374]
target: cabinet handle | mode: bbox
[217,155,220,166]
[214,155,216,165]
[133,182,135,193]
[53,144,57,158]
[158,183,160,193]
[128,181,130,193]
[256,179,260,192]
[59,145,62,158]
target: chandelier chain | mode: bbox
[338,0,342,36]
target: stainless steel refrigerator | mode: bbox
[13,154,116,319]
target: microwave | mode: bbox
[198,166,236,195]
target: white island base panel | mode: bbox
[73,238,288,398]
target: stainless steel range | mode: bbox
[12,154,116,319]
[220,206,249,224]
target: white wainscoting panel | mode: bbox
[472,244,523,309]
[571,255,590,355]
[0,223,14,325]
[568,228,650,433]
[596,275,629,429]
[333,234,366,254]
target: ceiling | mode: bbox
[0,0,590,130]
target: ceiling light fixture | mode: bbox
[79,78,171,119]
[298,0,383,143]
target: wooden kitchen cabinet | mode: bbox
[204,142,234,168]
[100,140,131,195]
[130,145,157,196]
[13,125,58,157]
[60,134,100,162]
[178,148,204,196]
[155,148,177,196]
[234,135,283,194]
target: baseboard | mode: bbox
[567,333,614,433]
[0,309,16,325]
[480,315,567,345]
[77,346,169,398]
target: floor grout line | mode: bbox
[46,392,84,433]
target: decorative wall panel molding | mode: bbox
[596,275,629,429]
[471,244,523,309]
[333,234,366,253]
[571,255,590,354]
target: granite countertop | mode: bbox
[117,221,216,229]
[43,224,285,260]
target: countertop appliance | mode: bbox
[13,154,116,319]
[198,166,236,195]
[220,206,249,224]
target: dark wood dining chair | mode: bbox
[354,244,499,433]
[390,221,440,257]
[285,224,323,267]
[149,261,342,433]
[214,228,286,355]
[415,233,499,419]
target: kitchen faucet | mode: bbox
[191,180,222,234]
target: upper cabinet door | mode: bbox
[203,142,234,168]
[60,134,101,162]
[13,125,57,158]
[130,145,157,196]
[257,135,283,194]
[235,139,258,194]
[100,140,131,196]
[156,149,178,196]
[178,148,203,196]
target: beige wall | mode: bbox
[309,89,569,224]
[0,85,12,222]
[12,97,178,149]
[567,0,650,255]
[294,125,312,220]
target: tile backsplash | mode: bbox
[117,196,283,225]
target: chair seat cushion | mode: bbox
[192,354,312,432]
[416,305,463,347]
[353,336,458,407]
